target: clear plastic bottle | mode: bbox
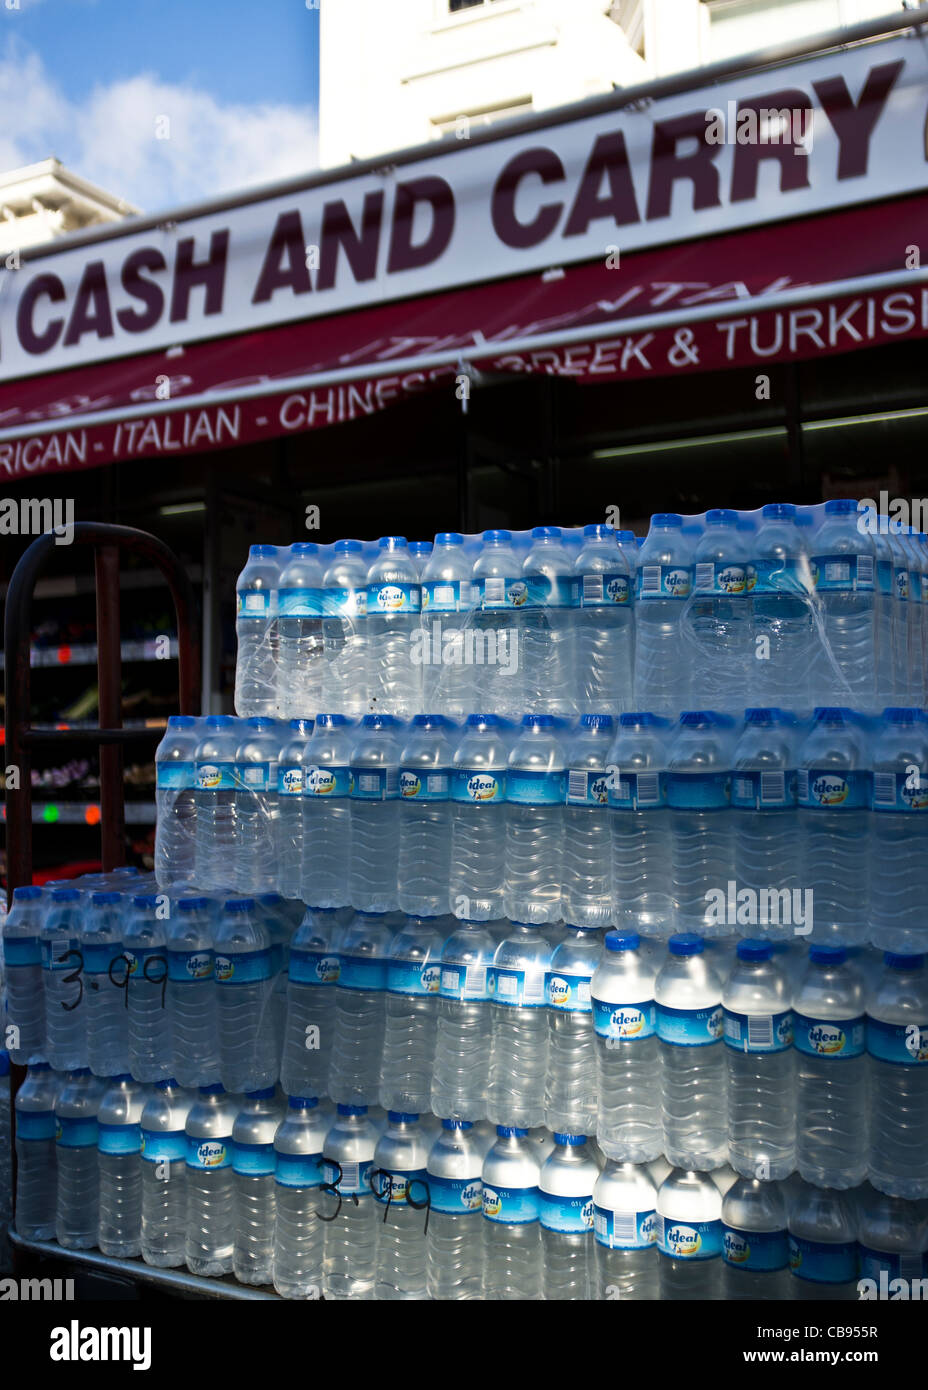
[634,513,694,718]
[397,715,455,916]
[503,714,566,925]
[2,885,46,1064]
[870,708,928,954]
[328,910,394,1107]
[234,717,281,896]
[538,1133,598,1300]
[656,934,727,1170]
[573,523,633,716]
[276,542,324,720]
[902,527,925,702]
[794,944,868,1188]
[55,1067,105,1249]
[372,1111,430,1299]
[348,713,402,913]
[431,918,496,1121]
[301,714,353,908]
[139,1077,194,1268]
[232,1086,284,1286]
[409,539,432,578]
[471,530,525,715]
[14,1062,61,1239]
[97,1073,148,1258]
[809,498,878,706]
[214,897,277,1094]
[657,1167,723,1300]
[272,1095,328,1299]
[592,1159,658,1300]
[562,715,615,928]
[321,1103,379,1299]
[591,930,661,1162]
[380,914,445,1113]
[280,906,341,1101]
[721,1176,791,1300]
[235,543,280,717]
[184,1084,238,1276]
[888,523,911,700]
[41,887,87,1072]
[166,896,219,1089]
[321,539,369,716]
[520,525,575,715]
[83,890,130,1079]
[449,714,508,921]
[788,1180,859,1300]
[366,536,423,717]
[426,1118,484,1300]
[194,715,240,896]
[482,1125,543,1300]
[125,892,170,1084]
[797,706,870,947]
[487,922,551,1129]
[870,520,897,705]
[856,1183,927,1290]
[666,710,735,937]
[421,531,473,718]
[688,509,753,711]
[866,950,928,1198]
[608,713,673,937]
[544,924,599,1135]
[276,718,313,901]
[723,938,795,1180]
[751,503,815,709]
[154,715,199,893]
[731,708,799,929]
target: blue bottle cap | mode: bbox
[883,707,919,723]
[388,1111,419,1124]
[736,939,773,961]
[435,532,463,545]
[706,508,738,525]
[288,718,314,734]
[377,536,408,549]
[824,498,859,515]
[199,1083,225,1095]
[465,713,501,727]
[167,715,198,728]
[315,713,349,727]
[291,542,318,555]
[224,898,256,913]
[884,952,925,969]
[156,1077,179,1090]
[761,503,796,520]
[521,713,555,728]
[532,526,561,539]
[616,530,636,543]
[50,888,80,902]
[249,545,278,558]
[605,930,640,952]
[334,539,363,554]
[668,934,704,957]
[651,513,682,527]
[205,714,236,728]
[441,1118,473,1130]
[809,945,847,965]
[12,885,43,901]
[245,1087,277,1101]
[177,897,210,912]
[496,1126,528,1138]
[553,1133,588,1146]
[336,1104,368,1117]
[482,529,512,542]
[579,714,615,730]
[619,712,660,727]
[583,523,612,538]
[745,708,777,723]
[245,717,276,729]
[288,1096,319,1110]
[90,892,122,906]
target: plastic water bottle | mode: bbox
[431,918,496,1120]
[809,498,878,705]
[276,718,312,900]
[487,922,551,1129]
[194,715,239,895]
[425,1119,484,1299]
[731,708,799,927]
[139,1077,194,1268]
[154,715,199,892]
[867,951,928,1198]
[421,532,473,718]
[165,896,219,1089]
[688,509,753,711]
[572,524,633,716]
[55,1067,105,1249]
[902,527,925,701]
[213,898,277,1093]
[634,514,693,717]
[184,1083,238,1276]
[592,1160,658,1300]
[751,503,814,708]
[372,1112,430,1298]
[301,714,353,908]
[41,887,86,1072]
[276,542,324,720]
[591,931,660,1162]
[656,935,727,1170]
[888,524,911,698]
[321,539,369,717]
[788,1181,859,1300]
[397,715,454,916]
[83,891,130,1079]
[666,711,735,937]
[321,1103,379,1299]
[125,893,169,1084]
[235,544,280,717]
[482,1125,543,1299]
[14,1062,61,1239]
[273,1095,328,1299]
[471,530,524,715]
[232,1086,284,1286]
[544,925,599,1135]
[723,939,795,1180]
[348,714,402,913]
[794,944,867,1188]
[562,715,615,927]
[503,715,566,924]
[856,1183,927,1291]
[539,1133,597,1299]
[657,1167,723,1300]
[869,518,897,704]
[520,526,575,715]
[721,1176,791,1299]
[380,914,445,1113]
[234,717,281,895]
[409,539,432,577]
[280,906,340,1100]
[2,885,46,1064]
[97,1073,147,1258]
[870,708,928,954]
[366,536,423,717]
[329,911,394,1107]
[797,707,870,947]
[608,713,673,936]
[449,714,508,921]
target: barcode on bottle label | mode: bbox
[568,771,588,800]
[637,773,660,806]
[582,575,604,602]
[385,768,399,795]
[640,566,661,594]
[748,1015,774,1048]
[611,1211,637,1243]
[796,769,809,801]
[484,578,505,604]
[856,555,874,585]
[760,772,785,804]
[337,1162,359,1191]
[873,773,896,807]
[694,563,714,591]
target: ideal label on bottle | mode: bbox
[275,1150,324,1189]
[482,1183,539,1224]
[487,965,546,1009]
[608,771,663,810]
[4,936,41,967]
[140,1128,187,1164]
[895,567,909,601]
[426,1174,483,1215]
[83,942,125,974]
[793,1012,865,1058]
[867,1018,928,1065]
[278,586,324,617]
[214,949,272,985]
[545,971,592,1013]
[473,576,528,611]
[693,561,752,595]
[811,553,875,591]
[337,953,387,992]
[872,770,928,812]
[723,1226,788,1271]
[505,769,567,806]
[751,557,806,594]
[858,1246,926,1281]
[574,571,631,607]
[237,588,273,619]
[195,761,236,791]
[156,760,196,790]
[236,761,274,793]
[788,1236,858,1284]
[366,583,422,615]
[451,769,505,803]
[440,960,489,1001]
[399,769,450,801]
[349,767,399,800]
[657,1216,723,1259]
[322,587,366,618]
[278,764,304,797]
[167,948,213,982]
[663,771,730,810]
[186,1137,232,1170]
[16,1110,56,1141]
[288,948,339,986]
[98,1122,142,1156]
[594,1206,656,1250]
[538,1192,594,1234]
[636,564,693,600]
[422,580,466,613]
[322,1158,373,1196]
[566,769,610,806]
[56,1116,99,1150]
[723,1008,793,1053]
[592,999,656,1041]
[731,770,796,809]
[387,960,442,996]
[304,765,351,797]
[372,1166,430,1206]
[797,768,871,809]
[656,1002,723,1047]
[124,945,168,978]
[232,1140,276,1176]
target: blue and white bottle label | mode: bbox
[657,1002,724,1047]
[372,1166,430,1206]
[322,1157,372,1197]
[451,769,505,803]
[124,945,168,978]
[723,1226,788,1271]
[867,1018,928,1065]
[574,571,631,607]
[723,1008,793,1053]
[288,948,340,986]
[275,1150,324,1189]
[214,949,272,984]
[186,1137,232,1170]
[793,1012,865,1059]
[593,999,656,1041]
[304,765,352,798]
[167,949,213,982]
[156,760,195,790]
[387,959,442,996]
[693,561,751,595]
[322,587,366,618]
[366,582,422,614]
[427,1174,483,1215]
[608,770,664,810]
[482,1184,539,1224]
[140,1128,187,1164]
[798,768,871,809]
[81,942,125,975]
[658,1216,723,1259]
[811,553,875,592]
[399,769,450,801]
[871,770,928,812]
[487,965,547,1008]
[858,1246,926,1281]
[439,960,490,1001]
[545,970,592,1013]
[505,769,567,805]
[521,575,573,609]
[278,587,324,617]
[789,1236,858,1283]
[349,767,399,800]
[4,936,41,967]
[539,1192,594,1234]
[98,1122,141,1156]
[731,770,795,809]
[196,761,236,792]
[237,588,274,619]
[637,565,693,601]
[56,1117,98,1149]
[751,557,805,594]
[422,580,465,613]
[17,1110,56,1141]
[473,576,526,611]
[566,769,610,806]
[337,953,387,992]
[594,1206,656,1250]
[233,1141,276,1176]
[278,764,304,797]
[663,771,730,810]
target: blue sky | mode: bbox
[0,0,320,212]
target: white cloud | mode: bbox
[0,35,318,212]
